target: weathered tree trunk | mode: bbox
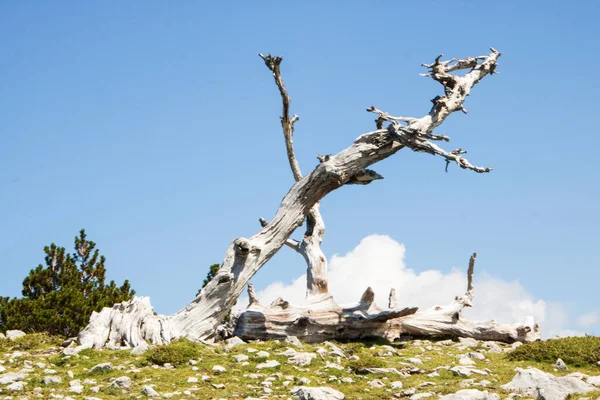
[77,48,537,350]
[236,254,541,343]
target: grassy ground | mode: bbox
[0,334,599,399]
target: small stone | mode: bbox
[256,351,270,358]
[110,376,132,389]
[554,358,568,371]
[286,351,316,366]
[67,370,74,378]
[406,358,423,365]
[451,366,473,377]
[411,393,433,400]
[89,386,101,393]
[257,360,280,369]
[290,386,345,400]
[188,359,198,365]
[316,347,327,356]
[212,365,227,373]
[43,376,62,384]
[298,377,311,385]
[0,371,25,384]
[7,381,25,391]
[368,379,385,388]
[468,352,486,360]
[459,356,476,366]
[89,363,112,373]
[6,330,26,341]
[187,377,198,383]
[142,385,160,397]
[44,369,58,374]
[325,361,343,370]
[459,338,480,348]
[69,386,83,394]
[226,336,246,348]
[233,354,249,362]
[246,348,258,353]
[391,381,403,389]
[131,341,150,355]
[439,389,500,400]
[460,379,476,388]
[341,377,354,383]
[284,336,303,348]
[212,383,225,389]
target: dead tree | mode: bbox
[77,49,540,351]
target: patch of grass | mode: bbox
[0,332,63,352]
[347,356,387,373]
[507,336,600,367]
[143,338,203,367]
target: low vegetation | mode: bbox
[507,335,600,367]
[0,334,598,399]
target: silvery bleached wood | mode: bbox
[77,48,537,349]
[256,53,331,299]
[384,254,541,343]
[236,254,541,343]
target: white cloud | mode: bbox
[238,234,587,339]
[577,311,599,328]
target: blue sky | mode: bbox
[1,1,598,336]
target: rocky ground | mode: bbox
[0,331,599,400]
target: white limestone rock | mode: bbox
[554,358,568,371]
[110,376,132,389]
[89,363,112,373]
[6,381,25,391]
[501,367,596,400]
[142,385,160,397]
[225,336,246,348]
[288,353,317,367]
[43,376,62,384]
[212,365,227,373]
[6,330,26,341]
[439,389,500,400]
[257,360,280,369]
[284,336,303,348]
[291,386,345,400]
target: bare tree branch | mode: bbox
[259,53,303,182]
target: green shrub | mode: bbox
[144,338,202,366]
[507,336,600,367]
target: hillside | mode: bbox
[0,333,599,399]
